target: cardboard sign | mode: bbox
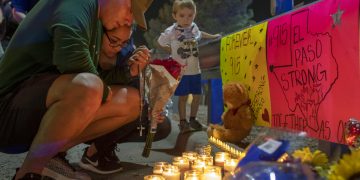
[220,0,360,143]
[267,0,359,143]
[220,22,272,127]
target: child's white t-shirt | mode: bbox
[158,23,202,75]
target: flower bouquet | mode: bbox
[142,57,183,157]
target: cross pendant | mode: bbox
[137,125,146,136]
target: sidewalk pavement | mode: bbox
[0,118,210,179]
[85,119,210,179]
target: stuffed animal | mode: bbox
[207,82,254,146]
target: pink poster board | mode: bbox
[267,0,360,143]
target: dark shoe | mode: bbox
[13,168,54,180]
[42,152,91,180]
[78,146,123,174]
[178,119,191,133]
[189,117,203,130]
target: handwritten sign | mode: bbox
[220,23,272,127]
[267,0,360,143]
[220,0,360,143]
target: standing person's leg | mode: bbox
[13,73,141,179]
[178,95,189,132]
[174,75,191,132]
[178,95,188,121]
[188,74,203,130]
[190,95,201,118]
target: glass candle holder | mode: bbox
[162,165,180,180]
[184,170,201,180]
[202,166,222,180]
[144,175,165,180]
[224,158,239,172]
[172,156,190,172]
[182,151,198,162]
[191,159,206,173]
[214,152,230,167]
[153,162,169,175]
[195,144,212,156]
[197,154,213,166]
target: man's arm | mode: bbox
[51,24,98,75]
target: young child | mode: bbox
[157,0,221,132]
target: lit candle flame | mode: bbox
[208,136,245,158]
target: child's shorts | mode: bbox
[175,74,202,96]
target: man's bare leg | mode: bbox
[15,73,140,179]
[61,86,140,150]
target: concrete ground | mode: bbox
[0,101,321,179]
[0,105,213,179]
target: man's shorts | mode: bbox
[174,74,202,96]
[0,73,59,153]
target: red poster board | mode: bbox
[267,0,360,143]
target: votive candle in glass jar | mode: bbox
[195,144,212,156]
[197,154,213,166]
[153,162,169,175]
[162,165,180,180]
[144,175,165,180]
[191,159,206,173]
[202,166,221,180]
[214,152,230,167]
[172,156,190,172]
[182,151,198,162]
[224,158,239,172]
[184,170,201,180]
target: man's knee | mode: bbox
[49,73,104,106]
[69,73,105,110]
[107,86,140,122]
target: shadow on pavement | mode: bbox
[151,129,202,156]
[75,162,153,180]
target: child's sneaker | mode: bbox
[178,119,191,133]
[189,117,203,131]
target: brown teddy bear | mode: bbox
[207,82,254,146]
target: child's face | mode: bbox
[172,7,196,28]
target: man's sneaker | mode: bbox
[78,147,123,174]
[189,118,203,131]
[42,152,91,180]
[178,119,191,133]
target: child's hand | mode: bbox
[214,33,222,39]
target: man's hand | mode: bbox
[129,46,150,76]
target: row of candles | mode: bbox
[208,136,244,158]
[144,151,240,180]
